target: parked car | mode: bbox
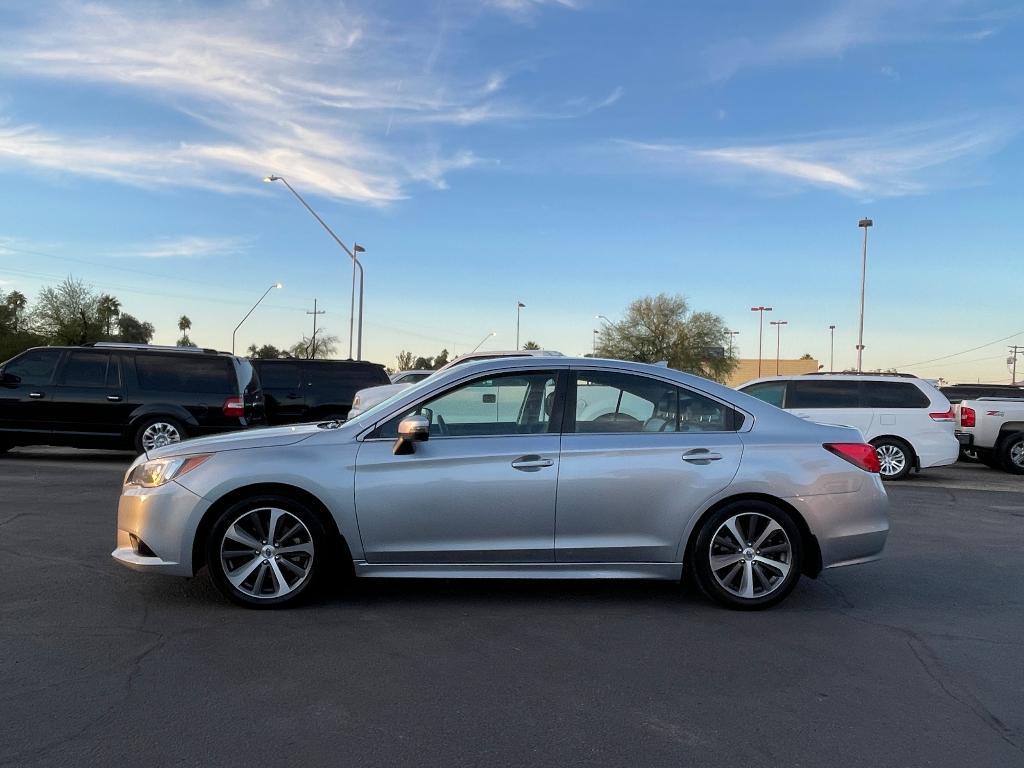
[955,397,1024,474]
[737,372,958,480]
[112,356,889,610]
[252,358,389,425]
[390,369,433,385]
[347,349,565,419]
[0,343,263,454]
[940,384,1024,461]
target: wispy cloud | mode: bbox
[485,0,581,21]
[0,1,600,203]
[617,115,1015,198]
[126,236,253,260]
[701,0,1014,81]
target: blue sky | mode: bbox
[1,0,1021,381]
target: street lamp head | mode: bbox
[858,217,873,228]
[263,175,281,183]
[829,324,836,330]
[518,302,526,308]
[273,282,283,289]
[750,306,773,312]
[353,244,366,253]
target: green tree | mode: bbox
[96,294,121,337]
[1,290,28,333]
[31,277,105,344]
[395,350,415,370]
[800,353,814,360]
[247,344,288,359]
[595,293,737,382]
[116,313,155,343]
[431,348,450,369]
[290,333,339,360]
[522,340,541,350]
[177,315,194,347]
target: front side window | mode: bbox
[378,372,559,438]
[3,349,62,386]
[573,371,739,433]
[59,351,112,388]
[741,381,787,408]
[787,380,861,409]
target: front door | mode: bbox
[354,370,563,563]
[0,348,64,437]
[556,369,743,563]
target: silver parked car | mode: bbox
[113,357,889,610]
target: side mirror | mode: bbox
[393,414,431,455]
[0,371,18,386]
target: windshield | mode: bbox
[340,374,441,428]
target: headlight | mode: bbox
[125,454,212,488]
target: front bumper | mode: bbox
[790,474,890,570]
[111,480,210,577]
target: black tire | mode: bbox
[976,448,1004,470]
[132,416,187,454]
[871,437,914,481]
[997,432,1024,475]
[206,494,328,608]
[691,500,803,610]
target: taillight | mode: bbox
[222,396,245,417]
[929,407,955,422]
[960,406,976,428]
[824,443,881,473]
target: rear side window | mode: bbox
[135,355,233,394]
[257,362,300,390]
[863,381,930,408]
[787,380,861,408]
[741,381,787,408]
[3,349,62,385]
[59,351,118,387]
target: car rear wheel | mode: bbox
[206,495,326,608]
[998,432,1024,475]
[692,501,802,610]
[133,417,186,454]
[871,438,913,481]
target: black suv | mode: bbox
[252,358,389,424]
[940,383,1024,404]
[0,343,264,454]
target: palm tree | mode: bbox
[96,294,121,337]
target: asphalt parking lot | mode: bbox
[1,449,1022,768]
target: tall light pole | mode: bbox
[856,217,873,372]
[596,314,613,326]
[828,324,836,372]
[233,282,281,354]
[750,306,773,377]
[264,175,367,360]
[726,330,740,356]
[516,301,525,349]
[592,329,599,355]
[770,320,788,375]
[471,331,496,353]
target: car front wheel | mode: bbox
[872,438,913,481]
[692,501,802,610]
[206,495,326,608]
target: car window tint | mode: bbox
[787,380,861,408]
[136,355,233,394]
[741,381,786,408]
[257,363,299,389]
[679,388,738,432]
[59,351,110,387]
[574,371,678,433]
[379,372,558,438]
[863,381,930,408]
[3,349,62,385]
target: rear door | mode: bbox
[786,379,873,437]
[555,369,743,563]
[50,350,127,438]
[257,362,306,424]
[0,348,64,436]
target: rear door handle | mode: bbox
[286,393,301,400]
[511,455,554,472]
[28,392,44,399]
[682,449,723,464]
[107,395,122,402]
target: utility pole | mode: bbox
[770,320,788,375]
[750,306,773,377]
[856,217,873,372]
[1010,345,1024,384]
[306,299,325,359]
[829,325,836,372]
[516,302,525,350]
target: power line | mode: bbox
[896,330,1024,368]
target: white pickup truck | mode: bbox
[955,398,1024,474]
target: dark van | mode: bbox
[0,343,264,454]
[252,358,390,424]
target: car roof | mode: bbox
[740,373,929,386]
[253,357,384,367]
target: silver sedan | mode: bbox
[113,357,889,610]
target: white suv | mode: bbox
[738,374,958,480]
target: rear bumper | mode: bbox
[790,475,890,569]
[954,431,973,447]
[914,431,960,469]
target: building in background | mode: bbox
[726,358,820,388]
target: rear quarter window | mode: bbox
[135,355,234,394]
[863,381,930,408]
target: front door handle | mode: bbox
[511,455,554,472]
[28,392,44,399]
[682,449,723,464]
[107,395,122,402]
[286,393,301,400]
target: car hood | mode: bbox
[146,423,321,459]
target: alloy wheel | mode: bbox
[708,512,792,599]
[141,421,181,451]
[219,507,314,599]
[1010,440,1024,469]
[875,444,907,478]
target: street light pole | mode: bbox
[516,302,525,349]
[857,217,873,372]
[592,329,599,355]
[828,324,836,372]
[770,320,788,375]
[726,330,740,356]
[264,175,367,359]
[232,282,282,355]
[750,306,773,377]
[471,331,496,353]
